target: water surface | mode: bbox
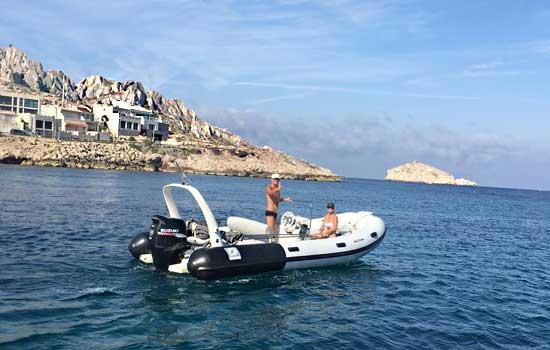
[0,165,549,349]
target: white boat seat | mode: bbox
[227,216,270,236]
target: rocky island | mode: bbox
[0,46,339,181]
[385,161,477,186]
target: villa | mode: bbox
[1,89,170,142]
[41,104,97,139]
[0,89,47,135]
[93,100,169,141]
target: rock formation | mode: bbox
[0,47,251,142]
[0,46,77,100]
[0,136,339,181]
[385,161,477,186]
[0,46,340,181]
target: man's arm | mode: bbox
[266,185,280,204]
[266,184,280,196]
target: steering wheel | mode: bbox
[280,211,296,233]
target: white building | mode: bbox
[92,100,169,141]
[41,104,95,138]
[0,89,52,136]
[0,89,40,115]
[92,101,146,138]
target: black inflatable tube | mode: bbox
[187,243,286,280]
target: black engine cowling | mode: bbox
[128,231,150,259]
[149,215,190,271]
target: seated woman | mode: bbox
[311,202,338,239]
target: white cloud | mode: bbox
[529,39,550,55]
[199,105,550,188]
[234,81,481,100]
[247,93,313,105]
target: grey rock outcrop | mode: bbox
[385,161,477,186]
[0,47,77,100]
[76,75,148,106]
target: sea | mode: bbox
[0,164,549,349]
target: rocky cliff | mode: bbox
[0,46,339,181]
[385,161,477,186]
[0,46,77,100]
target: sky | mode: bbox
[1,0,550,190]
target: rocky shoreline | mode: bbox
[0,136,341,181]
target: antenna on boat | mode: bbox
[176,160,191,185]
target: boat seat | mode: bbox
[337,212,373,232]
[227,216,270,236]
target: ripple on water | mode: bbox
[1,166,550,349]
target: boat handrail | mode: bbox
[162,183,223,247]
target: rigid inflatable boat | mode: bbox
[128,182,386,280]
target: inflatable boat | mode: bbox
[128,182,386,280]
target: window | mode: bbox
[0,105,12,111]
[149,124,154,131]
[132,122,138,130]
[45,121,53,129]
[36,120,44,128]
[0,95,12,105]
[120,121,126,129]
[24,99,38,108]
[23,108,38,114]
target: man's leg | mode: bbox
[266,215,275,235]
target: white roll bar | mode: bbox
[162,183,223,247]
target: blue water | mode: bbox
[0,165,549,349]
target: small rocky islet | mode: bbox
[385,161,477,186]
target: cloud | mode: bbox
[459,60,523,78]
[529,39,550,55]
[199,106,550,189]
[234,81,481,100]
[247,93,313,105]
[0,0,437,92]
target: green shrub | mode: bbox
[129,142,142,151]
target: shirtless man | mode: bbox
[265,173,292,236]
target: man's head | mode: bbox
[327,202,335,213]
[271,173,280,185]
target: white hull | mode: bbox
[129,183,386,280]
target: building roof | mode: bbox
[42,103,92,114]
[111,100,152,114]
[0,88,41,100]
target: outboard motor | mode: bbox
[128,231,151,260]
[149,215,190,271]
